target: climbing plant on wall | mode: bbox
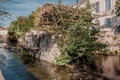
[31,0,107,66]
[115,0,120,16]
[53,0,107,66]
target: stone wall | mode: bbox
[98,28,120,54]
[25,31,61,63]
[37,33,60,63]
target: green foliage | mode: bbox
[56,24,106,66]
[32,1,106,66]
[7,1,107,67]
[8,14,35,33]
[54,1,107,66]
[8,21,17,32]
[8,14,35,41]
[115,0,120,16]
[55,52,71,66]
[7,32,18,46]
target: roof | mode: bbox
[0,26,7,30]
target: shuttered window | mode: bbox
[95,2,99,13]
[105,0,111,11]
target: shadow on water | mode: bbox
[19,52,120,80]
[19,55,37,65]
[6,44,119,80]
[20,55,73,80]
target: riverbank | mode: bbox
[5,45,120,80]
[19,54,120,80]
[20,55,101,80]
[25,60,109,80]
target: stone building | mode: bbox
[73,0,117,27]
[73,0,120,53]
[91,0,116,27]
[0,26,8,43]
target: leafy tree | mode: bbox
[7,0,107,67]
[52,1,106,66]
[32,1,106,66]
[7,32,18,46]
[8,14,34,33]
[8,14,35,41]
[8,21,17,32]
[115,0,120,16]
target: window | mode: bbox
[105,0,111,11]
[95,2,99,13]
[105,18,111,27]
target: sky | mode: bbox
[0,0,80,27]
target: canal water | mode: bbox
[0,43,120,80]
[24,55,120,80]
[0,45,38,80]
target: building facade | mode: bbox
[0,27,8,37]
[0,27,8,43]
[90,0,116,27]
[73,0,117,28]
[73,0,120,53]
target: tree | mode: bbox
[53,1,106,66]
[7,32,18,46]
[33,2,106,66]
[115,0,120,16]
[8,14,35,39]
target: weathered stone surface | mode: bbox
[25,30,61,63]
[98,28,120,54]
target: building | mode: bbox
[0,27,8,37]
[0,26,8,37]
[73,0,120,53]
[0,26,8,42]
[90,0,116,27]
[73,0,117,28]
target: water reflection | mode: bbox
[21,54,120,80]
[97,55,120,79]
[21,55,73,80]
[2,44,119,80]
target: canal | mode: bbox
[0,44,38,80]
[0,44,76,80]
[0,43,120,80]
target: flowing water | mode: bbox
[0,44,38,80]
[0,43,120,80]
